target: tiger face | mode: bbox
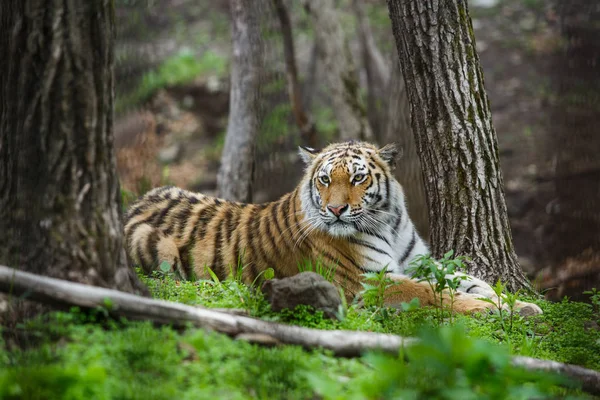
[299,141,400,237]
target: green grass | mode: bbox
[1,270,598,399]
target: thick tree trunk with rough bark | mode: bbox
[301,0,373,142]
[0,1,147,305]
[217,0,266,202]
[387,0,530,291]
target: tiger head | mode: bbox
[299,141,403,237]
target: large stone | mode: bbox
[262,272,342,319]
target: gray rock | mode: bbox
[262,272,342,319]
[518,303,544,317]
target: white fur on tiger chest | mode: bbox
[353,222,429,275]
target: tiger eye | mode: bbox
[353,174,365,183]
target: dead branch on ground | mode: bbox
[0,265,413,357]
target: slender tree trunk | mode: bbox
[352,0,389,143]
[383,56,429,239]
[217,0,267,202]
[273,0,318,149]
[387,0,530,291]
[301,0,373,142]
[0,0,147,305]
[302,41,319,112]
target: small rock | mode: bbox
[262,272,342,319]
[158,143,182,164]
[518,303,543,317]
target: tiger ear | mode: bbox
[298,146,319,165]
[377,143,402,168]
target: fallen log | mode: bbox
[1,265,599,395]
[0,265,414,356]
[512,356,600,396]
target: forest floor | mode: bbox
[2,269,600,399]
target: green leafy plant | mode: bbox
[408,250,470,325]
[478,280,524,340]
[400,297,421,312]
[359,267,397,309]
[584,288,600,320]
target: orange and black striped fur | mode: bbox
[124,141,542,315]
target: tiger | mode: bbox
[124,140,542,315]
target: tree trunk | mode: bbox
[352,0,389,143]
[539,0,600,299]
[387,0,530,291]
[273,0,318,149]
[0,0,147,308]
[383,56,429,239]
[301,0,373,142]
[217,0,267,202]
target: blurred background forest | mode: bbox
[112,0,599,301]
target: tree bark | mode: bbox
[217,0,266,202]
[301,0,374,142]
[0,0,146,308]
[387,0,530,291]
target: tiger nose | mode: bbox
[327,204,349,217]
